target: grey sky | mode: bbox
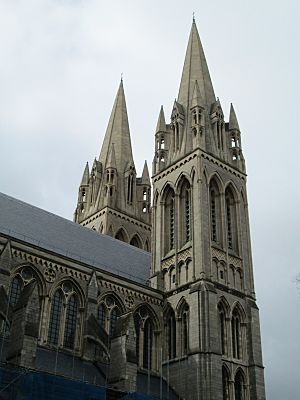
[0,1,300,398]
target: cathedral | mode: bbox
[0,20,266,400]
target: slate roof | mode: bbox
[0,192,151,285]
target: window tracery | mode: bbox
[47,281,79,350]
[97,295,121,337]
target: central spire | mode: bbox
[99,80,134,172]
[178,20,216,111]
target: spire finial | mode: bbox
[121,72,123,82]
[192,12,195,22]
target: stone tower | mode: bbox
[74,80,151,251]
[151,20,265,400]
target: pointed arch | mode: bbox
[176,297,189,356]
[234,368,247,400]
[177,175,191,246]
[222,364,230,400]
[130,234,143,249]
[217,298,230,356]
[225,183,239,252]
[161,184,176,254]
[209,174,223,245]
[144,238,150,252]
[115,227,129,243]
[11,263,46,298]
[153,189,159,208]
[231,302,246,360]
[163,303,176,360]
[47,279,84,349]
[134,303,160,370]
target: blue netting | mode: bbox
[0,367,106,400]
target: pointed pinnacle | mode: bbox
[156,106,166,133]
[81,162,89,185]
[0,240,12,270]
[191,80,203,108]
[229,103,240,131]
[141,161,151,184]
[106,143,117,169]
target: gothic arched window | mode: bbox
[209,179,221,244]
[127,173,134,204]
[163,187,175,254]
[231,307,243,360]
[47,282,80,350]
[218,303,227,356]
[222,366,230,400]
[63,294,78,349]
[48,290,63,346]
[166,310,176,360]
[234,370,246,400]
[97,296,121,337]
[179,178,191,245]
[134,306,155,370]
[225,186,238,251]
[179,302,189,356]
[9,276,23,307]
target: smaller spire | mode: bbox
[229,103,240,131]
[80,162,89,185]
[141,161,151,185]
[191,80,203,108]
[156,106,166,133]
[106,143,117,169]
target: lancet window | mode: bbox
[134,306,155,369]
[231,307,243,360]
[234,370,246,400]
[179,179,191,245]
[225,187,238,251]
[222,366,230,400]
[165,309,176,360]
[163,187,175,253]
[47,282,79,350]
[179,302,189,356]
[218,303,227,356]
[209,179,221,244]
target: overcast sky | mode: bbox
[0,0,299,398]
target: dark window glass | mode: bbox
[167,312,176,359]
[182,305,189,355]
[63,295,78,349]
[222,367,230,400]
[97,304,106,329]
[170,197,175,249]
[109,307,120,337]
[226,197,233,249]
[143,318,152,369]
[234,371,244,400]
[185,190,190,242]
[48,291,63,346]
[210,189,217,242]
[9,276,23,307]
[219,310,226,355]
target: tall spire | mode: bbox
[178,20,215,111]
[229,103,240,131]
[99,80,134,172]
[80,162,89,185]
[156,106,166,133]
